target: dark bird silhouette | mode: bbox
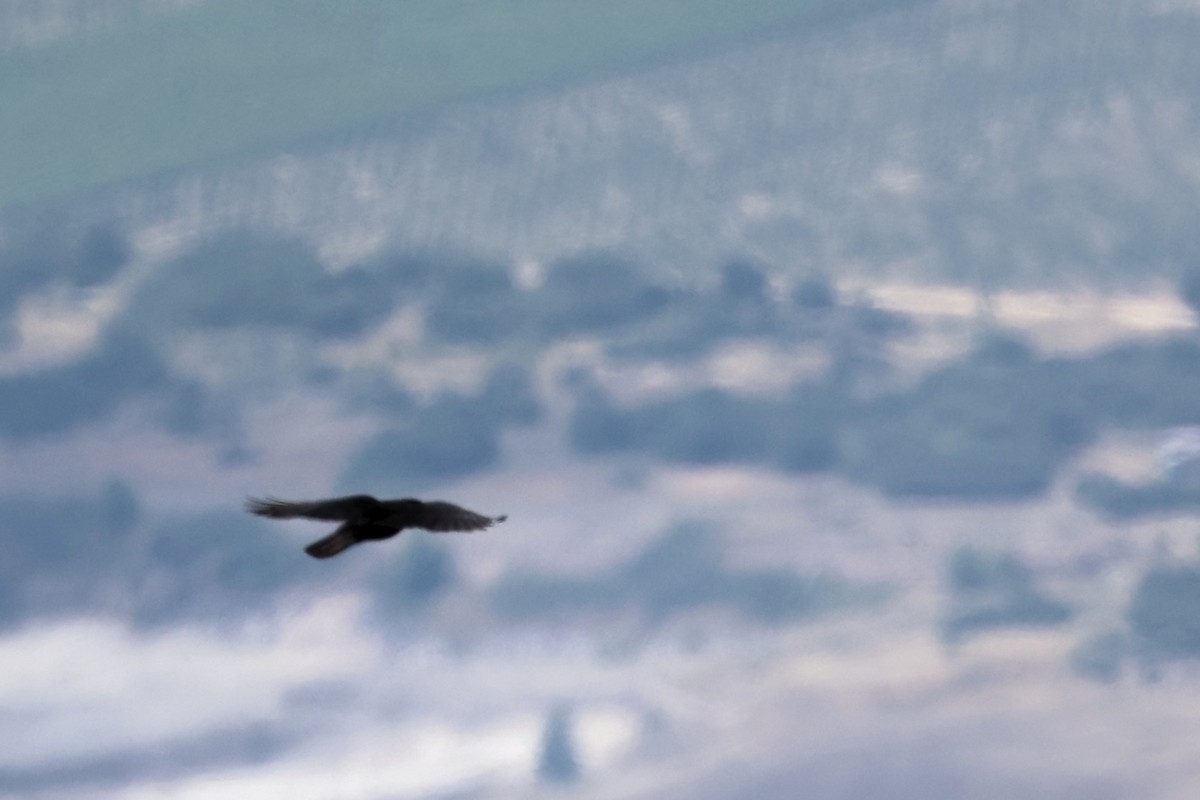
[246,494,506,559]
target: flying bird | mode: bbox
[246,494,506,559]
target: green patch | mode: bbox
[0,0,898,210]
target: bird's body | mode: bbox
[246,494,506,558]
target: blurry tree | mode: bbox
[843,337,1092,499]
[159,379,242,441]
[536,251,670,336]
[372,536,458,614]
[616,523,724,619]
[1076,474,1200,520]
[0,216,130,312]
[1178,267,1200,319]
[948,545,1032,595]
[792,273,837,310]
[1127,565,1200,658]
[971,330,1035,366]
[729,570,853,624]
[769,384,845,473]
[571,385,779,467]
[641,389,773,466]
[341,365,541,492]
[568,385,639,454]
[0,581,20,631]
[338,371,416,414]
[423,261,530,343]
[0,482,146,626]
[480,363,544,427]
[718,257,770,302]
[1070,630,1128,683]
[580,316,1157,501]
[0,493,123,571]
[0,330,168,440]
[132,232,397,338]
[537,705,581,785]
[690,258,780,340]
[0,218,54,314]
[941,546,1072,643]
[71,225,130,287]
[339,401,500,492]
[845,303,913,340]
[490,568,609,622]
[492,523,876,627]
[142,510,301,626]
[1102,339,1200,427]
[368,249,440,287]
[99,478,141,537]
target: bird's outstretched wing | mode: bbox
[413,501,507,533]
[303,523,362,559]
[245,495,379,522]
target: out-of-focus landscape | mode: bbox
[4,0,1200,797]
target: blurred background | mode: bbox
[3,0,1200,797]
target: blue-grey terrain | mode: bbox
[2,0,1200,797]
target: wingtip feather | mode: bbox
[245,496,288,518]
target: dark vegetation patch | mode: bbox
[0,481,141,628]
[10,228,1200,511]
[0,216,131,342]
[1074,562,1200,682]
[940,546,1072,644]
[490,523,884,626]
[1075,474,1200,521]
[1126,564,1200,660]
[132,232,400,338]
[573,331,1200,501]
[339,363,543,492]
[138,510,304,627]
[0,330,169,440]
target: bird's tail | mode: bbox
[304,528,358,559]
